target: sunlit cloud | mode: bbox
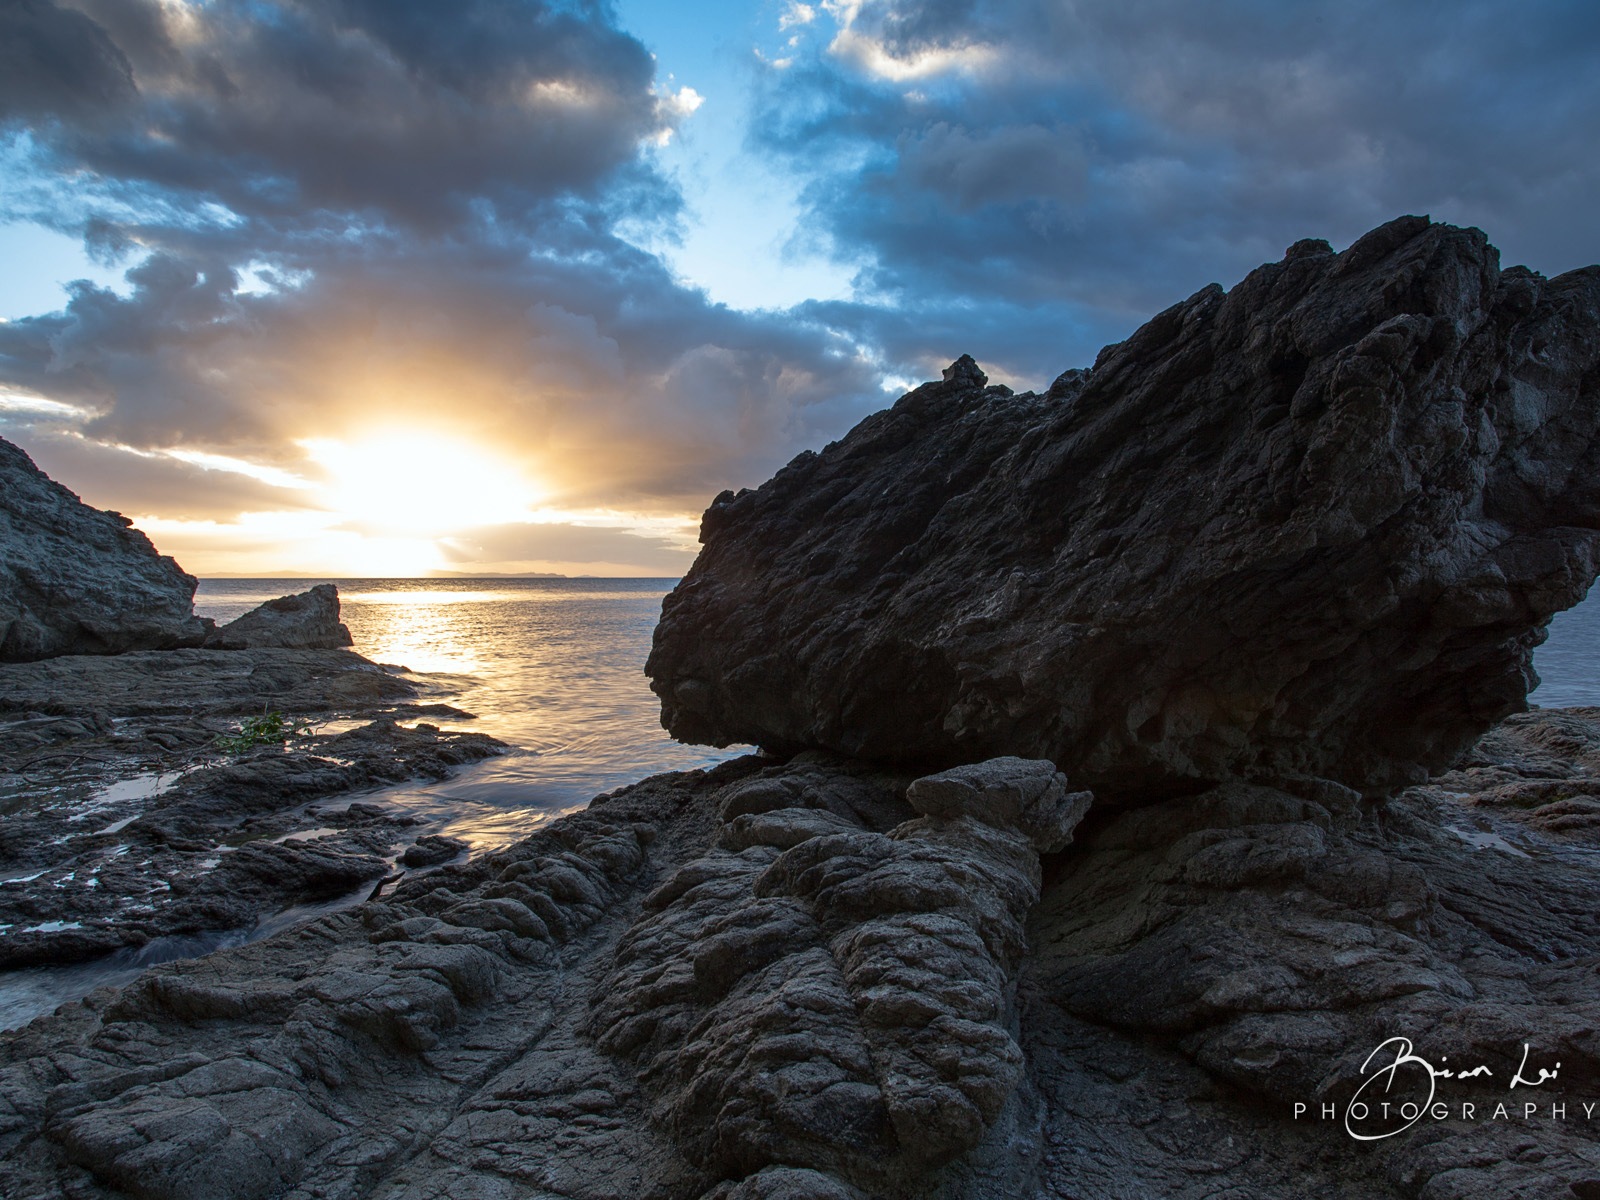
[820,0,999,81]
[780,3,818,32]
[135,511,449,578]
[828,29,998,81]
[159,447,312,491]
[0,390,92,419]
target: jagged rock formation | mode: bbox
[7,720,1600,1197]
[589,757,1090,1190]
[203,583,353,650]
[648,217,1600,796]
[9,218,1600,1200]
[0,436,209,661]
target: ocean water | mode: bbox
[1530,592,1600,709]
[194,577,741,849]
[2,578,735,1030]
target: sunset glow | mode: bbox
[1,1,1595,577]
[302,435,539,537]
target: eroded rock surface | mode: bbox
[0,437,208,662]
[5,719,1600,1198]
[0,648,502,971]
[1026,707,1600,1198]
[590,756,1089,1190]
[648,217,1600,795]
[203,584,353,651]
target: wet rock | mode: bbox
[402,835,468,868]
[0,650,505,970]
[0,436,209,662]
[0,717,506,968]
[0,646,415,724]
[202,584,353,651]
[648,218,1600,796]
[3,738,1600,1197]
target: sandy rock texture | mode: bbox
[203,585,353,651]
[648,217,1600,796]
[0,437,209,662]
[3,716,1600,1198]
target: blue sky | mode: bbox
[1,0,1597,574]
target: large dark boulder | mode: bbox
[647,217,1600,796]
[0,436,209,661]
[203,583,353,650]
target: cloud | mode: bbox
[440,521,694,574]
[753,0,1600,383]
[5,0,1598,580]
[7,0,675,231]
[0,0,891,564]
[0,422,318,521]
[0,0,134,123]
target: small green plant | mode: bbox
[214,710,314,755]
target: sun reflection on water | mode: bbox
[195,577,740,850]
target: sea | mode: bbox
[0,578,1596,1030]
[193,577,740,850]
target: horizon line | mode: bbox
[197,573,683,580]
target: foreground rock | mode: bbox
[0,648,504,970]
[649,217,1600,796]
[4,713,1600,1197]
[203,583,353,650]
[0,437,208,662]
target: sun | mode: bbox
[301,433,538,537]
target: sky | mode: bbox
[1,1,1597,577]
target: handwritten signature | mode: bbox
[1332,1037,1562,1141]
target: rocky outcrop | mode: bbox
[0,647,500,970]
[10,218,1600,1200]
[589,757,1090,1191]
[203,583,353,650]
[8,717,1600,1198]
[648,217,1600,796]
[0,436,209,661]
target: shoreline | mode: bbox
[0,645,507,1018]
[4,707,1600,1195]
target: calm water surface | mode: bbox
[194,577,741,849]
[1530,593,1600,709]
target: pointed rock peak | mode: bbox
[1285,237,1333,261]
[942,354,987,388]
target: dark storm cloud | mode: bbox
[755,0,1600,384]
[13,0,668,229]
[0,0,887,519]
[0,0,134,122]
